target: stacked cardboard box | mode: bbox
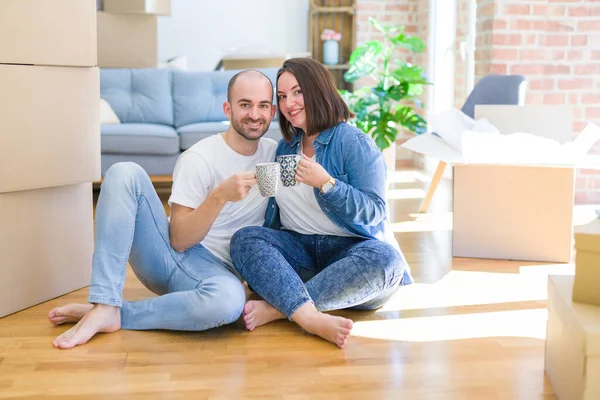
[97,0,171,68]
[573,219,600,306]
[0,0,100,317]
[546,275,600,400]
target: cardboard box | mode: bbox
[218,52,312,70]
[0,64,100,194]
[453,164,575,262]
[545,275,600,400]
[402,105,600,262]
[0,183,94,318]
[0,0,96,67]
[573,219,600,305]
[97,11,158,68]
[104,0,171,16]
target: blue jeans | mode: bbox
[230,227,405,319]
[89,162,245,331]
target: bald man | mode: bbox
[49,70,278,349]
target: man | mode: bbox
[48,70,278,349]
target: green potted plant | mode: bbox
[340,17,429,151]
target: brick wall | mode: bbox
[475,0,600,203]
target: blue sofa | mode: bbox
[99,68,282,176]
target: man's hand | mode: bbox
[296,154,331,189]
[212,171,257,203]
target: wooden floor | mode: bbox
[2,167,594,399]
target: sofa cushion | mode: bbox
[178,122,282,150]
[100,69,174,126]
[172,68,279,128]
[101,123,180,155]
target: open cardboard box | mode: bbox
[402,105,600,262]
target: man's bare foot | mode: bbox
[243,300,285,331]
[292,304,353,349]
[52,304,121,349]
[48,303,94,326]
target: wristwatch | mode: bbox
[320,177,336,194]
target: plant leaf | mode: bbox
[395,107,428,135]
[369,17,399,35]
[391,34,426,53]
[387,82,409,101]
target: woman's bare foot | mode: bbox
[52,304,121,349]
[48,303,94,326]
[292,303,353,349]
[243,300,285,331]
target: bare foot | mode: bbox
[48,303,93,326]
[292,304,353,349]
[243,300,285,331]
[52,304,121,349]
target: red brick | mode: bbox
[567,50,584,61]
[385,3,410,12]
[526,93,544,104]
[574,190,600,205]
[592,51,600,60]
[491,48,519,61]
[511,64,545,75]
[579,20,600,31]
[492,33,523,45]
[503,4,531,15]
[568,6,600,17]
[544,65,572,74]
[571,35,588,46]
[547,5,567,17]
[550,50,566,60]
[568,93,580,104]
[586,108,600,119]
[356,3,383,12]
[490,63,507,74]
[582,94,600,104]
[533,5,547,15]
[543,93,566,104]
[520,49,547,61]
[525,34,538,45]
[558,79,594,90]
[529,79,555,90]
[541,34,570,46]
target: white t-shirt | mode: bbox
[277,154,355,237]
[168,133,277,267]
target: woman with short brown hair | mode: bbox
[231,58,413,348]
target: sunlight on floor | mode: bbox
[379,264,574,312]
[390,212,453,232]
[351,308,548,342]
[386,188,427,200]
[386,170,432,185]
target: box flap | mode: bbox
[549,275,600,356]
[575,219,600,253]
[401,133,464,164]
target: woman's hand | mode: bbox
[296,154,331,189]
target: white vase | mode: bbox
[323,40,339,65]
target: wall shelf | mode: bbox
[308,0,356,91]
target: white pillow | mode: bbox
[100,98,120,124]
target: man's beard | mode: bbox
[231,116,271,141]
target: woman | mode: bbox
[230,58,413,348]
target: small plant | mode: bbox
[340,17,430,150]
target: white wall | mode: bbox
[157,0,309,71]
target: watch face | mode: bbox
[322,182,333,193]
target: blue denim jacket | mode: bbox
[264,122,414,285]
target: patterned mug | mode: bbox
[255,162,280,197]
[277,154,302,187]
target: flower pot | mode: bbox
[323,40,339,65]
